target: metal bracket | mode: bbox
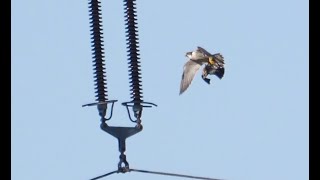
[83,100,156,170]
[100,122,142,171]
[82,100,118,121]
[122,101,157,123]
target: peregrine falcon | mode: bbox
[179,46,225,95]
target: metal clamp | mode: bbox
[82,100,118,122]
[118,153,129,172]
[122,101,157,123]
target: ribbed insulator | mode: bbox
[88,0,108,102]
[123,0,143,103]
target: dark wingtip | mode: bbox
[179,89,184,95]
[215,67,225,79]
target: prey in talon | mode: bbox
[202,63,225,84]
[201,53,225,84]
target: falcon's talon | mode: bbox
[209,57,215,65]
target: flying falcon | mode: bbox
[179,46,225,95]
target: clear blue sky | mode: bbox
[12,0,309,180]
